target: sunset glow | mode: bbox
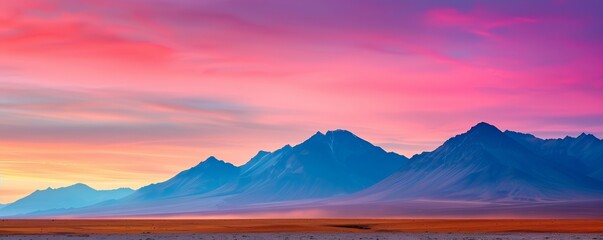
[0,0,602,203]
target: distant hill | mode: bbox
[0,183,133,216]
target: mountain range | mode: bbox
[358,123,603,202]
[505,131,603,181]
[4,122,603,218]
[129,130,406,203]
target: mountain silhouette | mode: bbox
[41,129,408,217]
[127,156,239,200]
[221,129,408,203]
[128,129,408,204]
[505,130,603,181]
[9,123,603,218]
[359,122,603,202]
[0,183,133,216]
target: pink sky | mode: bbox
[0,0,602,203]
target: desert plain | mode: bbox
[1,219,603,239]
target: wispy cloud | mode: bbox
[0,83,285,144]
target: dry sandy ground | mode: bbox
[1,220,603,239]
[1,219,603,234]
[0,233,603,240]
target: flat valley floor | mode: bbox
[1,233,603,240]
[0,219,602,239]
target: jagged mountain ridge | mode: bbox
[127,129,409,204]
[358,122,603,202]
[222,130,409,203]
[126,156,239,200]
[9,123,603,217]
[505,130,603,181]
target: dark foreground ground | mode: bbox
[1,219,603,233]
[1,233,603,240]
[1,219,602,239]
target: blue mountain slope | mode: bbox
[505,131,603,181]
[0,183,133,216]
[360,122,603,202]
[126,156,239,201]
[129,130,408,204]
[217,130,408,203]
[15,125,603,218]
[51,130,408,217]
